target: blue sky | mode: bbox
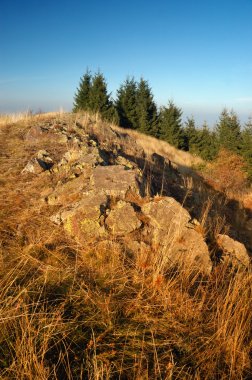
[1,0,252,126]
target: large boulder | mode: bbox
[168,228,212,274]
[25,125,67,144]
[105,201,141,236]
[25,125,46,142]
[80,119,145,162]
[141,197,212,274]
[217,234,250,267]
[58,193,108,242]
[92,165,140,197]
[141,197,191,242]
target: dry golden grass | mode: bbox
[0,110,66,127]
[111,124,203,172]
[243,192,252,210]
[112,125,252,212]
[0,113,251,379]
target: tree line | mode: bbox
[73,70,252,181]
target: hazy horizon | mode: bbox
[1,95,251,129]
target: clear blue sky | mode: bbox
[1,0,252,126]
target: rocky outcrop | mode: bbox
[82,120,145,164]
[21,114,251,275]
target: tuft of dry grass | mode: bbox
[0,109,66,128]
[111,124,203,172]
[0,113,251,379]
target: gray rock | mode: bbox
[141,197,191,242]
[47,175,88,205]
[92,165,140,197]
[105,201,141,236]
[25,125,44,142]
[25,125,67,144]
[22,150,54,174]
[141,197,212,274]
[169,228,212,274]
[217,234,250,267]
[22,159,41,174]
[60,193,108,242]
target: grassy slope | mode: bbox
[0,113,251,379]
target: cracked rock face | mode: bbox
[141,197,212,274]
[92,165,140,197]
[20,115,250,275]
[47,175,88,205]
[141,198,191,239]
[105,201,141,236]
[59,193,108,242]
[169,228,212,274]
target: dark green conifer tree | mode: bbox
[116,77,138,129]
[216,109,242,152]
[89,72,117,122]
[158,101,184,148]
[89,72,110,114]
[184,116,200,152]
[183,118,217,159]
[241,118,252,181]
[198,122,218,160]
[73,70,92,112]
[135,78,158,136]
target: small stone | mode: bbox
[89,139,97,147]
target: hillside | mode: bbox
[0,112,251,379]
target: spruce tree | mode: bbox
[135,78,158,136]
[73,70,92,112]
[183,118,217,159]
[184,116,200,152]
[241,118,252,181]
[116,77,138,129]
[88,72,117,122]
[198,122,218,160]
[216,109,242,152]
[158,100,184,148]
[89,72,110,114]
